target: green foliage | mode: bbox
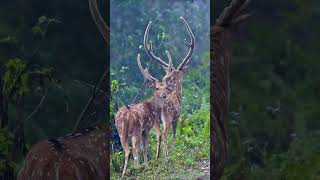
[0,128,13,172]
[32,16,60,38]
[111,80,119,92]
[2,57,56,102]
[222,132,320,180]
[2,58,29,98]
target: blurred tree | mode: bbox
[213,0,320,179]
[0,0,108,178]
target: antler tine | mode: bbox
[166,50,173,74]
[144,21,169,67]
[177,17,195,70]
[163,50,173,80]
[88,0,110,44]
[137,54,158,82]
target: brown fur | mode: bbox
[115,80,170,177]
[142,17,195,159]
[159,70,183,157]
[211,0,250,179]
[17,126,109,180]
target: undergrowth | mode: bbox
[222,131,320,180]
[111,104,210,179]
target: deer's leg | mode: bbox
[142,131,149,166]
[172,119,178,148]
[162,111,171,159]
[120,135,130,177]
[131,135,140,167]
[154,120,161,159]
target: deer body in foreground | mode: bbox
[17,126,109,180]
[211,0,250,179]
[143,17,195,158]
[18,0,110,179]
[115,53,173,177]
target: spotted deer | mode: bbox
[115,52,174,177]
[17,126,109,180]
[143,17,195,158]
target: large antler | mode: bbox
[144,21,169,67]
[143,17,195,71]
[162,50,173,80]
[177,17,195,70]
[88,0,110,44]
[137,54,159,82]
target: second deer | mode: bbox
[143,17,195,158]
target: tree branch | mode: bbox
[24,88,48,122]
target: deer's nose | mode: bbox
[161,94,167,98]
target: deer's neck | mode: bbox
[146,95,164,112]
[173,78,183,100]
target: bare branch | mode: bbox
[24,88,48,122]
[88,0,110,44]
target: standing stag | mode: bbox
[143,17,195,158]
[115,52,174,177]
[17,0,110,179]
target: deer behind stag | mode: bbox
[142,17,195,158]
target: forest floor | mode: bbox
[193,160,210,179]
[111,132,210,179]
[113,159,210,180]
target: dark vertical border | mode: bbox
[210,1,251,179]
[106,0,110,178]
[88,0,111,178]
[210,2,214,179]
[103,0,110,179]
